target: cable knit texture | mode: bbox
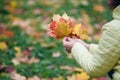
[71,5,120,80]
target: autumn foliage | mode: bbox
[48,13,89,40]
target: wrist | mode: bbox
[77,40,90,50]
[85,43,90,50]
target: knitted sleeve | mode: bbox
[71,24,120,77]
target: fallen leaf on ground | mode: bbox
[10,71,27,80]
[28,76,40,80]
[52,76,63,80]
[52,52,61,58]
[76,72,90,80]
[0,42,8,50]
[60,65,73,71]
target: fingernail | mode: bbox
[66,37,69,41]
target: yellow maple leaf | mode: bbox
[0,42,8,50]
[14,46,21,53]
[72,24,88,40]
[49,13,73,39]
[76,72,90,80]
[14,46,23,57]
[54,20,71,39]
[10,1,17,9]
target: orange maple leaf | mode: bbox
[48,13,72,39]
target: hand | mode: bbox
[63,37,90,53]
[63,37,78,53]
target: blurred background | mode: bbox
[0,0,112,80]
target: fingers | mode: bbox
[63,38,70,46]
[63,37,72,43]
[65,37,72,41]
[63,37,73,53]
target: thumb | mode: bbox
[65,37,72,42]
[63,37,71,45]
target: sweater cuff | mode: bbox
[71,43,89,63]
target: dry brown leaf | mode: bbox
[0,23,7,34]
[18,56,29,63]
[10,71,27,80]
[67,74,76,80]
[52,52,61,58]
[60,66,73,71]
[93,5,105,12]
[28,57,40,64]
[12,58,20,65]
[28,76,40,80]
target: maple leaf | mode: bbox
[73,67,84,72]
[28,76,40,80]
[14,46,21,53]
[12,55,39,65]
[97,77,106,80]
[72,24,89,40]
[14,46,23,57]
[76,72,90,80]
[67,74,76,80]
[52,13,69,21]
[48,20,71,39]
[10,1,17,9]
[55,20,71,37]
[60,65,73,71]
[93,5,105,12]
[28,57,40,64]
[23,49,30,56]
[0,23,7,34]
[12,58,20,65]
[10,71,26,80]
[5,67,15,73]
[48,13,73,39]
[4,30,14,38]
[62,13,70,20]
[52,52,61,58]
[92,78,98,80]
[0,42,8,50]
[52,14,61,21]
[33,32,41,38]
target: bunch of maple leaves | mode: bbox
[48,13,89,40]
